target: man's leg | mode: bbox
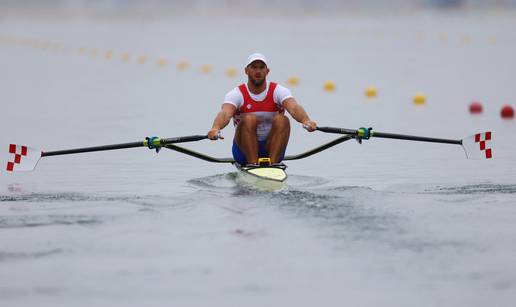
[235,114,258,164]
[266,114,290,163]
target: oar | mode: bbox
[5,135,208,172]
[315,126,493,160]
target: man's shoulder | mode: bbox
[224,86,244,105]
[271,82,293,104]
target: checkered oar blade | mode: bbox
[5,144,42,172]
[462,132,493,160]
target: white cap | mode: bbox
[246,53,268,67]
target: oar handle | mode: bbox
[160,135,208,145]
[316,127,356,135]
[316,126,462,145]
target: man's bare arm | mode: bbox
[207,103,237,140]
[283,98,317,131]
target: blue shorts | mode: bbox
[232,140,286,165]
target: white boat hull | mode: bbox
[235,164,287,191]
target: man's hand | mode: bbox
[208,128,224,140]
[302,120,317,132]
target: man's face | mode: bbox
[245,60,269,87]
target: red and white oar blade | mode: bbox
[4,144,42,172]
[461,132,493,160]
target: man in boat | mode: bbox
[207,53,317,166]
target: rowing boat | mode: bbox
[4,126,493,190]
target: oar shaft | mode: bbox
[41,135,208,157]
[42,142,143,157]
[316,127,462,145]
[372,131,462,145]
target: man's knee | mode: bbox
[272,114,290,129]
[240,114,258,129]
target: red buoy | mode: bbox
[501,105,514,119]
[469,101,483,114]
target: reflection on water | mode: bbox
[188,173,405,248]
[188,172,332,193]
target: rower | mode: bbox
[207,53,317,166]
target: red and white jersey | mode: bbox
[223,81,293,141]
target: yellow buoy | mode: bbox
[138,55,148,64]
[105,50,113,60]
[156,58,168,67]
[121,52,130,62]
[413,92,426,105]
[90,48,98,58]
[177,59,189,71]
[365,86,378,98]
[226,67,237,78]
[287,75,300,87]
[323,80,336,92]
[201,64,212,74]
